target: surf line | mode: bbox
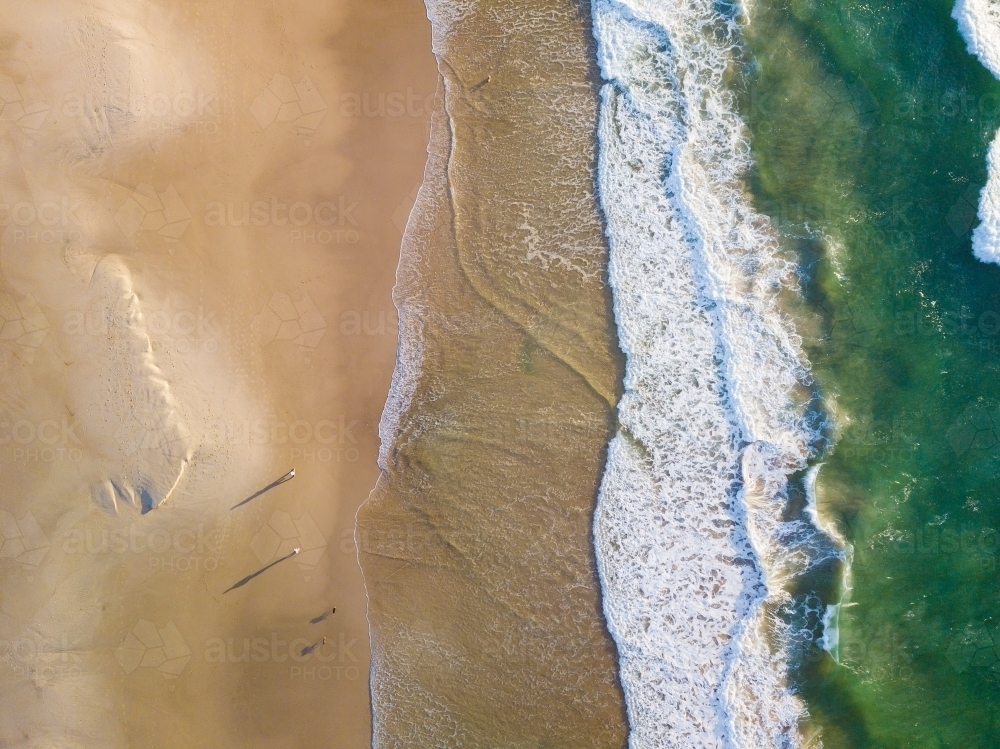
[589,0,840,743]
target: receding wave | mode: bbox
[359,0,629,745]
[591,0,840,745]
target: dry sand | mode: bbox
[0,0,435,746]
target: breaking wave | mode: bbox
[591,0,841,745]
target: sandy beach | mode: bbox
[0,0,435,746]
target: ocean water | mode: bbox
[367,0,1000,744]
[739,0,1000,745]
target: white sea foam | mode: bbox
[805,464,845,548]
[954,0,1000,264]
[373,96,442,473]
[591,0,839,745]
[819,604,840,659]
[954,0,1000,77]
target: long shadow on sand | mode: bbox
[223,548,299,594]
[230,469,295,510]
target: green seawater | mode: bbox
[740,0,1000,745]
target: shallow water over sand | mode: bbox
[357,0,629,745]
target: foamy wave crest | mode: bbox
[954,0,1000,77]
[954,0,1000,264]
[591,0,839,745]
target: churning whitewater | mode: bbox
[954,0,1000,264]
[591,0,839,745]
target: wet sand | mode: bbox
[357,0,630,745]
[0,0,435,746]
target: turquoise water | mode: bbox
[740,0,1000,745]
